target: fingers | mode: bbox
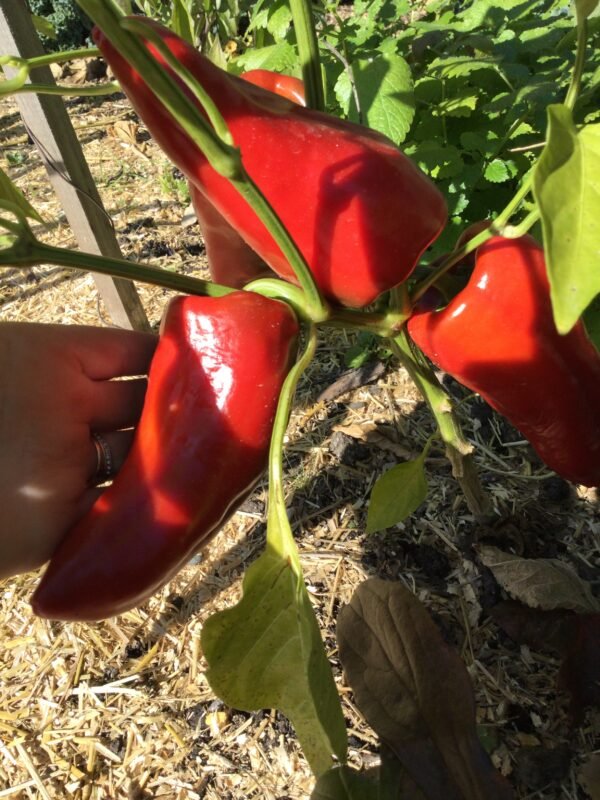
[88,429,136,485]
[69,326,158,381]
[88,377,148,431]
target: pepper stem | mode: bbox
[391,330,492,519]
[0,200,231,297]
[267,325,317,562]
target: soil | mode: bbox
[0,76,598,800]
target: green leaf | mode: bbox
[336,54,414,145]
[201,543,347,776]
[235,42,297,73]
[170,0,194,44]
[31,13,56,40]
[407,141,464,180]
[429,55,499,80]
[432,87,478,118]
[267,0,293,40]
[484,159,510,183]
[366,454,427,533]
[0,168,42,223]
[533,105,600,333]
[311,766,379,800]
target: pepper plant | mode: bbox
[0,0,599,795]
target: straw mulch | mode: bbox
[0,84,598,800]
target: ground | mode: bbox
[0,76,598,800]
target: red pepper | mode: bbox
[31,292,299,620]
[93,18,447,308]
[407,236,600,487]
[189,70,306,289]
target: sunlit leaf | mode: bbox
[335,54,414,144]
[533,106,600,333]
[366,454,427,533]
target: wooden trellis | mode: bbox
[0,0,150,331]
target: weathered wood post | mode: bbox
[0,0,150,331]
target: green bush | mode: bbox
[29,0,92,51]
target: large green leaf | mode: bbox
[202,540,347,776]
[334,54,414,145]
[235,42,298,73]
[366,454,427,533]
[533,105,600,333]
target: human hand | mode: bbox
[0,322,157,579]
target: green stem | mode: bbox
[267,325,318,562]
[0,47,103,97]
[565,18,588,111]
[6,81,120,97]
[325,306,407,337]
[502,208,541,239]
[391,330,492,518]
[0,204,230,297]
[289,0,325,111]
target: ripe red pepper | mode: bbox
[32,292,299,620]
[407,236,600,487]
[93,18,447,308]
[189,70,306,289]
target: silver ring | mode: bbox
[92,433,114,481]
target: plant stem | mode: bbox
[8,81,120,97]
[267,325,317,562]
[1,236,230,297]
[390,330,492,519]
[565,18,588,111]
[289,0,325,111]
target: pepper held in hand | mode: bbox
[32,292,299,620]
[407,236,600,487]
[93,18,447,309]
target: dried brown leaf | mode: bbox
[332,423,413,459]
[337,579,514,800]
[317,361,386,402]
[478,545,599,613]
[579,755,600,800]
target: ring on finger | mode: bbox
[92,433,114,482]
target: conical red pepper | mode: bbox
[93,18,447,308]
[32,292,299,620]
[188,69,306,289]
[407,236,600,487]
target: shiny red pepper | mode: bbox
[407,235,600,487]
[93,18,447,308]
[189,70,306,289]
[32,292,299,620]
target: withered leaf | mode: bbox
[332,423,413,460]
[317,361,386,403]
[491,601,600,724]
[579,754,600,800]
[558,613,600,723]
[490,600,573,654]
[337,579,514,800]
[477,546,599,613]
